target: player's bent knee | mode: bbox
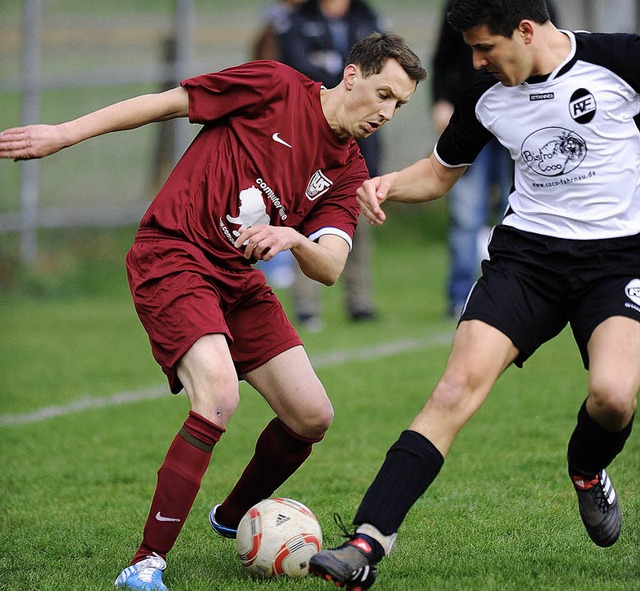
[311,404,334,434]
[186,380,240,425]
[601,394,636,417]
[587,388,637,429]
[431,373,474,410]
[290,401,334,439]
[589,371,638,407]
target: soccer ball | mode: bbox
[235,497,322,578]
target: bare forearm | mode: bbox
[292,235,348,286]
[356,154,465,225]
[0,87,188,160]
[234,226,348,286]
[58,88,189,147]
[386,156,460,204]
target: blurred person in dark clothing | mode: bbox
[279,0,383,330]
[252,0,304,61]
[250,0,306,291]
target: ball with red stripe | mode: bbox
[236,498,322,578]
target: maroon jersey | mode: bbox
[139,60,367,270]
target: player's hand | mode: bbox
[356,172,396,226]
[235,225,300,262]
[0,125,66,160]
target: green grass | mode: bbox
[1,204,638,591]
[1,3,637,589]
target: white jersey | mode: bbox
[435,30,640,240]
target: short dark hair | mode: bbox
[346,32,428,84]
[448,0,551,37]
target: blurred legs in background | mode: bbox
[292,216,376,331]
[447,139,512,318]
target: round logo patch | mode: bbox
[569,88,597,124]
[625,278,640,306]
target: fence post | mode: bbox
[19,0,43,266]
[150,35,178,197]
[172,0,195,163]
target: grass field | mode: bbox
[0,2,638,588]
[1,202,638,591]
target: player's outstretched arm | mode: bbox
[0,87,189,161]
[356,173,397,226]
[357,154,466,225]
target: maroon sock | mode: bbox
[131,411,225,564]
[217,418,323,528]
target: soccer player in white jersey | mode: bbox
[310,1,640,589]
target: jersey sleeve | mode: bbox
[182,61,278,124]
[297,154,367,250]
[434,75,496,167]
[575,32,640,92]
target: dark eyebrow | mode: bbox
[381,85,410,106]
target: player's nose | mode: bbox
[379,103,395,122]
[472,49,488,70]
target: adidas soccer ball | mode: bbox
[235,497,322,578]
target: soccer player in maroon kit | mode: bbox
[0,32,426,590]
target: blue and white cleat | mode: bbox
[114,553,167,591]
[208,503,238,539]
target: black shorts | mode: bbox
[460,226,640,368]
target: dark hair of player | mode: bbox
[447,0,551,37]
[346,32,428,84]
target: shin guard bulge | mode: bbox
[132,411,224,564]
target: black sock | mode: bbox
[567,400,635,477]
[354,430,444,536]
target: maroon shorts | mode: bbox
[126,231,302,393]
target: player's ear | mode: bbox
[343,64,358,89]
[517,19,535,44]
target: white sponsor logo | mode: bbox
[521,127,587,177]
[305,169,333,201]
[256,177,287,220]
[625,278,640,306]
[155,511,181,522]
[272,132,292,148]
[530,92,554,101]
[226,186,269,238]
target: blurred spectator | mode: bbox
[432,0,558,318]
[252,0,305,61]
[278,0,382,330]
[250,0,306,290]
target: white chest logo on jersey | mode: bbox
[625,279,640,307]
[569,88,597,124]
[522,127,587,177]
[226,185,269,238]
[305,170,333,201]
[272,133,293,148]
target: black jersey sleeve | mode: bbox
[574,32,640,92]
[434,74,496,167]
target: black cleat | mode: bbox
[310,537,378,590]
[571,469,621,547]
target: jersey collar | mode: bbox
[522,30,576,86]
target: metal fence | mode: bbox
[1,0,638,265]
